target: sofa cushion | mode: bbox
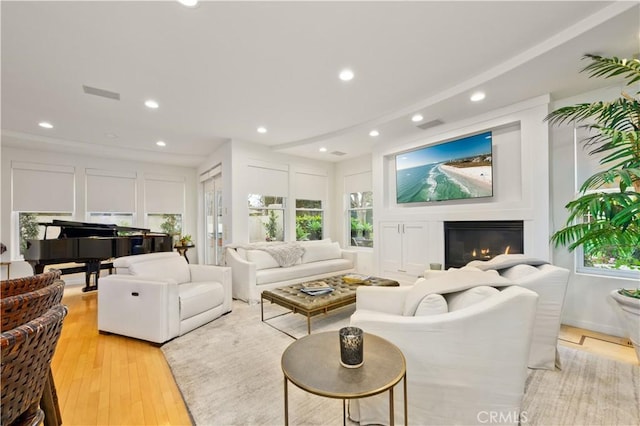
[179,282,224,320]
[446,286,499,311]
[245,250,280,270]
[129,256,191,284]
[415,294,448,316]
[301,242,341,264]
[499,264,540,281]
[255,258,353,285]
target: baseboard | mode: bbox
[562,318,626,339]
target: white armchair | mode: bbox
[98,252,232,344]
[349,283,538,426]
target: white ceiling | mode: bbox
[2,1,638,167]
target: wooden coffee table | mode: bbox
[261,274,399,335]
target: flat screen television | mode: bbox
[395,131,493,203]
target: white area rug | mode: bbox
[162,300,640,425]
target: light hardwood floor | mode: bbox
[51,286,638,426]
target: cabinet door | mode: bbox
[402,222,429,276]
[379,222,403,273]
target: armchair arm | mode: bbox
[98,275,180,343]
[189,264,232,313]
[355,286,411,315]
[340,249,358,269]
[225,247,256,302]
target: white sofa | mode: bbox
[98,252,232,344]
[225,240,356,303]
[441,254,569,370]
[349,277,538,426]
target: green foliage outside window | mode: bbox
[160,214,182,236]
[19,213,40,255]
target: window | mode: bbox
[148,213,182,238]
[88,213,134,227]
[348,191,373,248]
[248,195,285,243]
[295,200,323,241]
[18,212,72,256]
[573,128,639,278]
[576,190,640,279]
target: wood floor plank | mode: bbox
[51,286,191,425]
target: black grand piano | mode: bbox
[25,220,173,292]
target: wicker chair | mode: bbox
[1,270,66,426]
[1,270,61,297]
[1,304,68,426]
[1,280,65,332]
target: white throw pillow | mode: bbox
[301,242,341,263]
[414,293,448,316]
[446,286,499,311]
[499,264,540,281]
[245,250,279,270]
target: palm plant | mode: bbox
[544,54,640,290]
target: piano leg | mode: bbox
[82,261,100,292]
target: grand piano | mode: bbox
[24,220,173,292]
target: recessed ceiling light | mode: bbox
[369,130,380,137]
[319,147,328,152]
[411,114,423,123]
[257,126,267,134]
[178,0,199,7]
[38,121,53,129]
[156,141,166,147]
[105,132,118,139]
[470,92,486,102]
[339,69,354,81]
[145,99,159,109]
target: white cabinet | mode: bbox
[379,221,429,278]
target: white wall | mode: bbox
[197,139,337,246]
[371,95,552,275]
[1,146,198,282]
[549,85,636,337]
[334,154,375,275]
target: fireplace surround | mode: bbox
[444,221,524,269]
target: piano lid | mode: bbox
[41,220,154,239]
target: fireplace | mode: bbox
[444,221,524,269]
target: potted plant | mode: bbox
[179,234,193,247]
[545,54,640,360]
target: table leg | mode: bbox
[403,373,408,426]
[307,314,311,334]
[389,386,395,426]
[284,376,289,426]
[343,399,346,426]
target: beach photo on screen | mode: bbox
[396,131,493,203]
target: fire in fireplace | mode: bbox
[444,221,524,269]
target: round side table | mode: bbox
[281,331,407,426]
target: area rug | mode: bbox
[162,300,640,425]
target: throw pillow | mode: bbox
[301,242,341,263]
[414,293,448,316]
[245,250,280,270]
[446,286,499,311]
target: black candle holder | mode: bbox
[339,326,364,368]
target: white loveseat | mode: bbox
[225,240,356,303]
[349,273,538,426]
[98,252,232,344]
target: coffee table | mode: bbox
[261,274,399,335]
[281,331,407,426]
